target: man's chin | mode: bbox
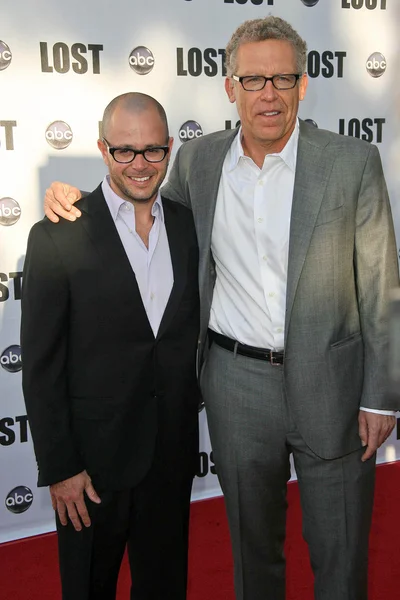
[121,186,158,204]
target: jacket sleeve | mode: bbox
[21,222,84,486]
[162,144,193,209]
[355,144,400,410]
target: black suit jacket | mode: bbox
[21,186,200,491]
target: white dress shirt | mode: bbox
[209,121,298,350]
[102,176,173,337]
[208,122,393,416]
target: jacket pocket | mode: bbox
[315,205,343,227]
[330,331,361,349]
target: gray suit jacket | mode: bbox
[162,119,400,459]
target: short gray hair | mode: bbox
[225,16,307,76]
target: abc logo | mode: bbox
[45,121,73,150]
[1,345,22,373]
[0,40,12,71]
[0,197,21,226]
[129,46,155,75]
[301,0,320,5]
[179,121,203,143]
[366,52,386,78]
[305,119,318,128]
[5,486,33,514]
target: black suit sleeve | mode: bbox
[21,222,84,486]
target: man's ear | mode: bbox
[299,73,308,102]
[97,139,109,166]
[225,77,236,104]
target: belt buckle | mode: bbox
[269,351,281,366]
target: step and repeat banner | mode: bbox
[1,0,400,542]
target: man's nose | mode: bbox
[259,80,278,101]
[131,152,148,168]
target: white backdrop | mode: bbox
[1,0,399,543]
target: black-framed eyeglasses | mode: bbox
[102,138,170,164]
[232,73,302,91]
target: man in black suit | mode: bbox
[21,92,200,600]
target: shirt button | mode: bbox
[258,179,264,186]
[268,292,275,298]
[277,328,283,333]
[262,255,268,261]
[150,292,155,300]
[257,217,263,223]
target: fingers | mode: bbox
[50,470,97,531]
[362,444,377,462]
[44,181,82,223]
[359,413,396,462]
[56,498,69,527]
[85,480,102,505]
[70,497,91,530]
[50,490,57,512]
[358,412,368,448]
[54,492,91,531]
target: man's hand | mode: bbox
[358,411,396,462]
[44,181,82,223]
[50,470,101,531]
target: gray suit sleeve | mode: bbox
[354,144,399,410]
[162,145,192,208]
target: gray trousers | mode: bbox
[201,342,376,600]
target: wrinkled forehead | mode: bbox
[235,39,298,74]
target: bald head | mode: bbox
[101,92,169,141]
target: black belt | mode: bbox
[208,330,284,365]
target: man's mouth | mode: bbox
[260,111,280,117]
[128,176,151,182]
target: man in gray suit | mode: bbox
[44,16,398,600]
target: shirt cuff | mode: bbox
[360,407,397,416]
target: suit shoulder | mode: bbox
[30,183,104,237]
[177,128,237,157]
[302,121,375,156]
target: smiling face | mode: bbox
[225,39,308,162]
[98,104,173,205]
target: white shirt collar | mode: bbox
[102,174,164,223]
[227,118,299,173]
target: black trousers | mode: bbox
[56,459,193,600]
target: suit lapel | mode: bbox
[79,185,153,337]
[156,199,187,338]
[285,121,336,338]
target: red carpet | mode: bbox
[1,461,399,599]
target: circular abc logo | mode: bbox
[366,52,386,78]
[129,46,155,75]
[0,197,21,226]
[1,345,22,373]
[0,40,12,71]
[305,119,318,128]
[45,121,73,150]
[179,121,203,143]
[5,486,33,514]
[300,0,320,5]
